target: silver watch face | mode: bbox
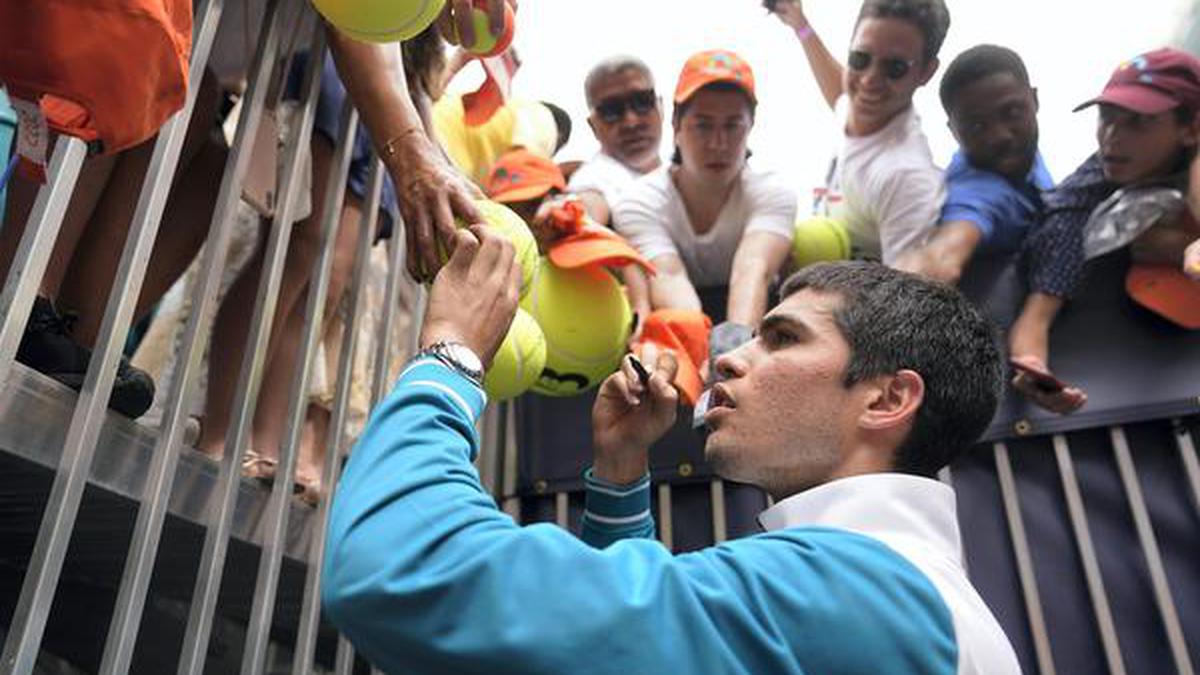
[441,343,483,374]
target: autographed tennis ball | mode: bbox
[312,0,445,43]
[520,259,633,397]
[792,216,852,268]
[484,308,546,401]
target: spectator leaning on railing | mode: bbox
[895,45,1050,286]
[322,221,1020,673]
[1008,48,1200,414]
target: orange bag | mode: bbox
[0,0,192,156]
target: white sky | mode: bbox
[451,0,1192,190]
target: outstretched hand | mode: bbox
[591,347,680,484]
[437,0,511,50]
[1185,238,1200,280]
[419,226,520,368]
[767,0,808,30]
[387,131,483,281]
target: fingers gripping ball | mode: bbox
[313,0,445,43]
[792,216,851,268]
[460,1,515,57]
[521,259,633,397]
[424,200,538,294]
[483,308,547,401]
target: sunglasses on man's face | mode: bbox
[847,50,918,81]
[594,90,658,124]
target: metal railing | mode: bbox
[0,1,1197,674]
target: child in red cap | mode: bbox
[1010,48,1200,413]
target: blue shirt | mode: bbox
[941,150,1053,255]
[323,358,961,674]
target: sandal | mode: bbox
[241,448,279,484]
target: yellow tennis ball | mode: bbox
[466,200,538,297]
[461,3,515,56]
[483,308,546,401]
[792,216,852,268]
[311,0,446,43]
[520,259,633,397]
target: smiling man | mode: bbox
[896,44,1051,284]
[771,0,948,264]
[323,220,1020,673]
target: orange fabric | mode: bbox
[486,148,565,203]
[673,49,756,105]
[545,200,656,274]
[633,309,712,406]
[463,50,519,126]
[0,0,192,156]
[1126,264,1200,329]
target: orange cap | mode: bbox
[544,200,656,273]
[633,309,712,406]
[673,49,756,105]
[1126,264,1200,329]
[485,149,566,203]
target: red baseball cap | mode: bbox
[1074,48,1200,115]
[673,49,756,105]
[485,149,566,203]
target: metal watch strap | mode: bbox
[419,341,484,386]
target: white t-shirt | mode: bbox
[826,98,945,264]
[613,166,797,288]
[567,152,643,208]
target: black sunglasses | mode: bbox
[594,90,657,123]
[847,50,918,81]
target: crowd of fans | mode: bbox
[2,0,1198,506]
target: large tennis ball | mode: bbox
[520,259,633,397]
[467,200,538,297]
[483,308,546,401]
[792,216,851,268]
[423,200,537,294]
[312,0,446,43]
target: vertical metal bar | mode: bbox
[240,99,359,675]
[657,484,673,550]
[500,402,520,520]
[368,234,406,408]
[334,637,355,675]
[554,492,569,529]
[3,1,234,670]
[291,160,382,675]
[993,442,1056,675]
[492,401,510,502]
[710,479,727,544]
[0,137,86,385]
[1052,433,1125,675]
[95,1,230,671]
[171,0,296,670]
[1174,419,1200,517]
[1108,427,1194,675]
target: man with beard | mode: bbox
[895,45,1050,284]
[569,55,665,226]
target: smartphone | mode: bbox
[1010,360,1066,394]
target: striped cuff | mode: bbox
[582,467,651,529]
[397,357,488,424]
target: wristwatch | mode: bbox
[419,341,485,385]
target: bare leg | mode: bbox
[250,192,364,464]
[197,137,336,459]
[1009,292,1087,414]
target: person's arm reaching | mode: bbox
[325,27,482,280]
[726,231,792,326]
[893,221,983,285]
[769,0,844,110]
[647,254,703,313]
